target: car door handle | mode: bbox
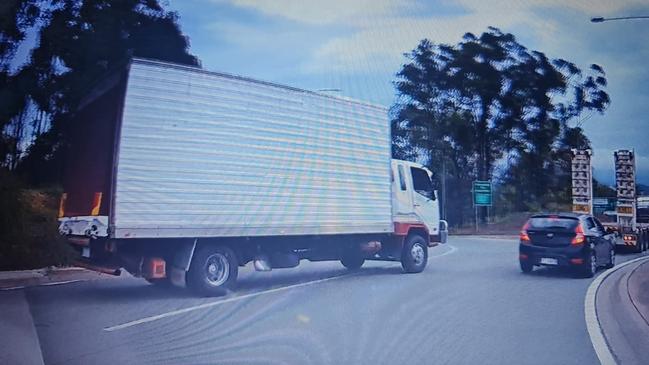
[414,203,421,207]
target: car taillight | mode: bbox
[520,221,531,242]
[571,224,585,245]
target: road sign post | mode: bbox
[473,180,492,232]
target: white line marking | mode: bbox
[0,279,83,291]
[429,244,457,259]
[585,255,649,365]
[105,245,458,332]
[0,285,26,291]
[104,273,356,332]
[40,280,82,287]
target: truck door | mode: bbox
[392,162,413,215]
[409,166,440,237]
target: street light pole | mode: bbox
[591,15,649,23]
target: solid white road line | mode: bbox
[105,245,458,332]
[104,273,358,332]
[584,255,649,365]
[39,280,83,287]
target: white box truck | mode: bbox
[58,58,447,295]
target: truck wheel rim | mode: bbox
[411,243,425,266]
[205,253,229,286]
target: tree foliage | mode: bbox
[392,27,609,224]
[1,0,199,183]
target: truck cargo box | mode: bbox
[61,58,393,239]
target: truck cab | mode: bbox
[391,159,446,244]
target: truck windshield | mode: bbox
[411,167,434,199]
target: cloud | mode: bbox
[292,0,647,74]
[453,0,646,17]
[223,0,416,25]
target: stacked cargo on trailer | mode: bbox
[57,58,447,296]
[613,150,649,252]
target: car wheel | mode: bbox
[187,245,238,296]
[604,247,615,269]
[341,255,365,270]
[580,251,597,278]
[401,234,428,273]
[520,260,533,273]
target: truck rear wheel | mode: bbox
[401,234,428,273]
[634,235,643,253]
[187,245,238,296]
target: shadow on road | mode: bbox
[522,251,642,279]
[29,262,406,304]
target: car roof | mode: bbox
[530,212,589,219]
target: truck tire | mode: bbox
[401,233,428,273]
[340,256,365,270]
[634,234,643,253]
[187,245,238,296]
[604,246,616,269]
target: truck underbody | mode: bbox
[65,220,446,295]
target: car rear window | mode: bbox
[528,216,579,230]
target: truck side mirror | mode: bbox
[431,190,438,201]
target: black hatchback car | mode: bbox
[518,213,616,277]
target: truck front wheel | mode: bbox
[401,234,428,273]
[187,245,238,296]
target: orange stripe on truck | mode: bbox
[91,192,102,216]
[58,193,67,218]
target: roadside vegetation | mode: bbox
[0,169,74,270]
[391,27,610,227]
[1,1,198,270]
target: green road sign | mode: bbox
[473,180,492,206]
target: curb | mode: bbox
[627,259,649,327]
[0,267,86,280]
[584,255,649,365]
[0,267,107,290]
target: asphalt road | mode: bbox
[8,237,646,364]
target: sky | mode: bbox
[13,1,647,185]
[164,0,649,186]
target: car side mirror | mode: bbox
[431,190,437,201]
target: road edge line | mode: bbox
[104,273,357,332]
[429,244,457,259]
[585,255,649,365]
